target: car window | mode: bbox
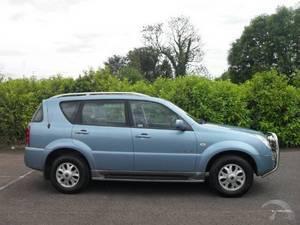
[81,101,126,127]
[60,101,80,123]
[130,101,179,129]
[32,104,43,122]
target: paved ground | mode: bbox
[0,150,299,225]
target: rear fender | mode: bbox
[44,138,96,170]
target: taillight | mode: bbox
[25,126,30,146]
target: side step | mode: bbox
[91,170,206,183]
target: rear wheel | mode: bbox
[50,155,90,194]
[209,155,253,197]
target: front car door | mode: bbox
[130,101,197,172]
[71,100,133,171]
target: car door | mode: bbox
[71,100,134,171]
[130,101,197,172]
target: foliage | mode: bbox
[290,70,300,88]
[152,77,250,127]
[104,55,127,75]
[0,69,299,147]
[244,70,300,146]
[104,47,172,82]
[227,7,300,83]
[117,66,144,83]
[127,47,172,81]
[0,78,39,143]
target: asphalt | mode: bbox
[0,149,299,225]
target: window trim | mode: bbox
[59,98,193,130]
[75,99,130,128]
[128,100,193,131]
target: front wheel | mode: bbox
[50,155,90,194]
[209,155,253,197]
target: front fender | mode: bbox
[197,140,261,172]
[44,138,96,170]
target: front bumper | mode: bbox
[262,132,280,177]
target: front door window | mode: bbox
[131,101,179,129]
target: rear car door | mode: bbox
[69,100,134,171]
[130,101,197,172]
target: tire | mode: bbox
[209,155,253,197]
[50,154,90,194]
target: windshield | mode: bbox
[164,100,204,124]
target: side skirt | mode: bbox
[91,170,207,183]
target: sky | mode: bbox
[0,0,299,79]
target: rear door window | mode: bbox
[80,101,127,127]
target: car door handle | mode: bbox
[75,129,89,135]
[135,133,151,139]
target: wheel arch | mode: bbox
[205,150,258,175]
[44,148,91,179]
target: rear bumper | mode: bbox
[261,132,280,177]
[24,147,45,171]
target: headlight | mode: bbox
[255,134,271,148]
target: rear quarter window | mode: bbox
[32,104,43,122]
[60,101,80,123]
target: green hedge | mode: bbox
[0,70,299,147]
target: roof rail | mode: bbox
[50,92,149,98]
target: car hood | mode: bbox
[199,123,265,137]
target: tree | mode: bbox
[118,66,143,83]
[127,47,172,81]
[291,70,300,88]
[142,16,205,77]
[156,59,173,78]
[0,73,4,83]
[104,55,128,75]
[104,47,172,82]
[227,7,300,83]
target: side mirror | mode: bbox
[175,119,187,131]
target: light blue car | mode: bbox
[24,92,279,196]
